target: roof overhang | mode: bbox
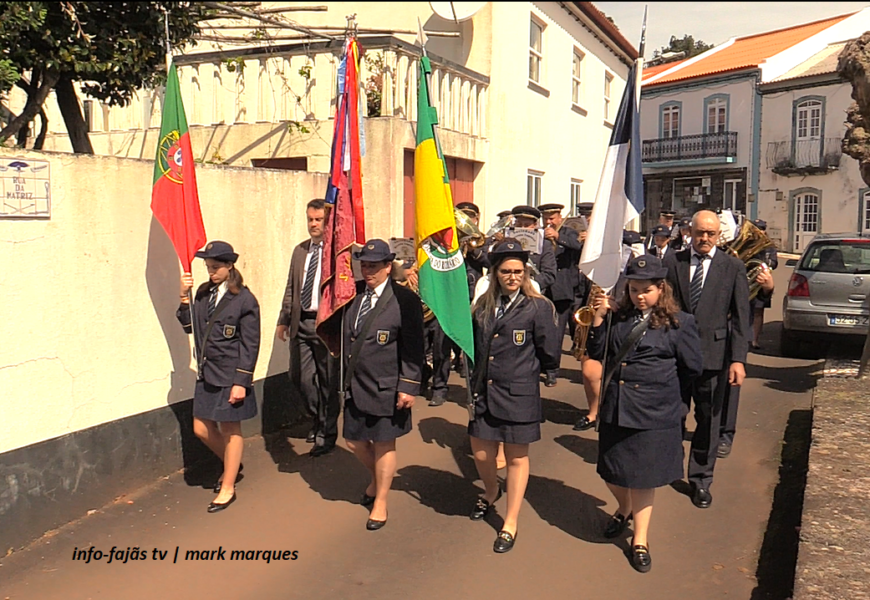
[561,2,638,66]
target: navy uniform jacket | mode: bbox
[470,294,561,423]
[465,246,489,301]
[530,242,557,294]
[663,249,750,371]
[342,281,425,417]
[588,311,703,429]
[548,226,583,303]
[177,285,261,388]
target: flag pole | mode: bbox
[417,17,475,414]
[594,6,647,434]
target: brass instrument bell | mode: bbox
[454,209,486,249]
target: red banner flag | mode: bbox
[316,39,365,354]
[150,64,206,272]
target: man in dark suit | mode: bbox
[276,199,339,457]
[342,239,425,529]
[663,209,750,508]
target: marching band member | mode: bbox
[468,239,560,553]
[645,224,674,261]
[587,255,702,573]
[539,202,585,348]
[341,239,425,531]
[178,241,261,513]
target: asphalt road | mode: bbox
[0,265,820,599]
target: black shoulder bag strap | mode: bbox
[344,283,395,392]
[601,313,652,393]
[195,296,232,379]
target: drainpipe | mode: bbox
[750,72,762,220]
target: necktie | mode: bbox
[690,254,708,312]
[207,286,218,320]
[658,248,664,260]
[496,295,510,319]
[300,242,320,310]
[355,288,375,330]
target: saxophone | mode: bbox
[572,284,603,360]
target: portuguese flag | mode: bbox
[150,63,206,272]
[414,56,474,362]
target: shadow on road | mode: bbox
[418,417,478,480]
[747,361,823,395]
[525,475,613,545]
[750,408,812,600]
[541,397,584,425]
[394,465,482,518]
[262,432,368,503]
[553,434,598,465]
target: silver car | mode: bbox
[781,233,870,358]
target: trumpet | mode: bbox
[572,284,603,360]
[454,209,486,249]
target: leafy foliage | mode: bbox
[651,35,714,64]
[1,1,209,108]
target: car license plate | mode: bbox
[828,315,869,326]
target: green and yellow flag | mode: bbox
[414,56,474,361]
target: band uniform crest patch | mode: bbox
[223,325,236,338]
[377,330,390,345]
[513,330,526,346]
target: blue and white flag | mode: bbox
[579,59,644,291]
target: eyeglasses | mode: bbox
[498,269,524,277]
[693,230,719,239]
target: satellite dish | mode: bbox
[430,2,486,23]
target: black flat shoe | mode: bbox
[306,430,316,443]
[360,492,376,507]
[493,530,517,553]
[691,485,712,509]
[309,444,335,458]
[366,516,387,531]
[213,463,244,493]
[631,544,652,573]
[573,416,597,431]
[470,488,503,521]
[603,511,632,538]
[207,493,236,513]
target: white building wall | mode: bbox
[485,2,630,225]
[758,80,863,252]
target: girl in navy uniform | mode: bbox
[587,255,702,572]
[178,241,261,513]
[468,239,561,553]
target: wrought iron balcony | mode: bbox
[766,138,842,175]
[642,131,738,163]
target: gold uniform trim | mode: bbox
[400,377,420,384]
[236,368,254,374]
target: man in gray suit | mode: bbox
[663,210,750,509]
[277,199,339,457]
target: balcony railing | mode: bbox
[642,131,738,163]
[766,138,842,174]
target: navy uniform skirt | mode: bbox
[342,397,411,442]
[467,392,541,444]
[194,380,258,422]
[597,421,683,489]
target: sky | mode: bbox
[594,2,870,57]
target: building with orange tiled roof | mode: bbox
[757,39,867,252]
[637,7,870,243]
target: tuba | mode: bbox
[720,219,775,301]
[572,284,603,360]
[486,214,514,237]
[454,209,486,249]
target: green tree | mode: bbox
[0,2,208,152]
[652,34,714,64]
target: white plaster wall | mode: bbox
[758,80,864,251]
[0,148,353,454]
[484,2,630,223]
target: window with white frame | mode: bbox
[529,18,544,83]
[662,104,679,139]
[527,170,543,207]
[604,72,614,121]
[571,179,582,214]
[707,97,727,133]
[863,190,870,233]
[572,50,584,106]
[796,99,822,140]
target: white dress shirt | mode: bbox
[211,280,229,305]
[302,239,323,311]
[689,245,717,287]
[365,278,390,310]
[493,289,521,318]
